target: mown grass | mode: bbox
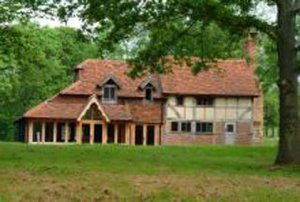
[0,142,300,201]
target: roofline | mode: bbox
[162,93,259,97]
[77,94,110,122]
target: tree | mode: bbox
[0,23,99,140]
[29,0,300,165]
[256,35,279,137]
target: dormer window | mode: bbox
[103,85,116,103]
[145,87,153,103]
[98,75,121,104]
[139,77,157,104]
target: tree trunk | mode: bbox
[275,1,300,165]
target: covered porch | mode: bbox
[25,95,162,145]
[26,120,161,146]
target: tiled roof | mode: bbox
[61,59,162,98]
[24,58,260,122]
[61,59,260,97]
[24,96,87,120]
[127,102,163,124]
[160,59,260,96]
[24,94,161,123]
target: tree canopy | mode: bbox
[0,23,100,140]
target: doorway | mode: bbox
[82,124,90,143]
[107,124,115,143]
[225,122,236,145]
[146,125,155,145]
[94,124,102,143]
[135,125,143,145]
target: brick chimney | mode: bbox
[244,28,257,68]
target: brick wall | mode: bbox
[162,121,255,145]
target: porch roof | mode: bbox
[23,95,133,121]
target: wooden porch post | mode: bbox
[102,121,107,144]
[90,122,95,145]
[130,123,136,145]
[76,121,82,144]
[65,122,69,143]
[53,122,57,143]
[41,122,46,143]
[114,124,118,144]
[143,124,147,146]
[155,124,160,146]
[28,120,33,143]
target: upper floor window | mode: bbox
[196,97,214,106]
[145,87,153,103]
[176,96,184,106]
[103,85,116,103]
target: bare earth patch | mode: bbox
[1,170,300,202]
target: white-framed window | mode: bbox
[225,122,236,134]
[196,122,213,134]
[181,122,191,132]
[196,97,214,106]
[103,85,117,103]
[170,121,192,133]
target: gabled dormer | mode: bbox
[98,75,121,104]
[139,77,157,103]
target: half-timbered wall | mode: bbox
[164,96,258,145]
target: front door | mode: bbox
[225,122,236,145]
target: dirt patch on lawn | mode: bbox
[1,169,300,201]
[127,174,300,201]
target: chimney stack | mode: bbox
[244,27,257,68]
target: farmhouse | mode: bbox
[20,34,263,145]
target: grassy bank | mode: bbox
[0,142,300,201]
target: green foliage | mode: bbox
[256,34,279,131]
[0,23,99,140]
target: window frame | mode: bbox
[225,122,236,134]
[171,122,179,132]
[176,96,184,106]
[196,97,214,107]
[181,121,192,133]
[102,84,117,103]
[145,87,153,103]
[195,122,213,134]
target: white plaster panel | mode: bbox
[227,98,238,107]
[215,108,226,120]
[238,98,252,107]
[184,97,195,107]
[205,108,214,120]
[185,108,194,120]
[226,108,237,119]
[215,98,226,107]
[166,107,177,118]
[168,96,177,105]
[195,108,205,120]
[238,108,252,120]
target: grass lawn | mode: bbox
[0,142,300,201]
